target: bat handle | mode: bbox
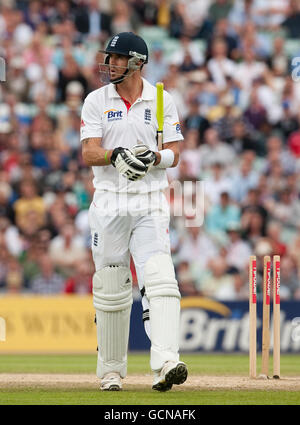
[157,131,163,151]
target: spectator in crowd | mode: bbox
[282,0,300,38]
[176,261,199,296]
[29,130,50,171]
[143,42,169,86]
[268,36,289,77]
[0,182,15,223]
[264,136,297,175]
[228,0,256,33]
[57,52,88,102]
[229,150,259,202]
[154,0,170,30]
[229,119,264,156]
[243,209,267,248]
[241,188,268,223]
[30,255,65,294]
[64,257,93,294]
[170,33,204,69]
[6,55,28,101]
[265,220,287,257]
[13,179,46,234]
[24,33,57,102]
[49,219,86,277]
[0,214,23,257]
[235,48,266,94]
[162,64,188,121]
[55,82,83,157]
[232,269,249,300]
[177,223,218,281]
[179,129,202,179]
[208,0,233,25]
[204,162,233,206]
[199,128,236,171]
[207,37,237,90]
[225,222,252,272]
[132,0,158,26]
[206,191,241,234]
[23,0,46,31]
[243,86,268,132]
[184,98,210,141]
[170,0,213,39]
[74,0,112,41]
[212,93,241,142]
[277,101,299,140]
[265,159,286,197]
[288,122,300,158]
[48,0,73,27]
[169,1,186,39]
[198,256,236,300]
[111,0,140,34]
[267,187,300,228]
[251,76,283,124]
[251,0,289,31]
[18,232,42,287]
[43,150,66,190]
[5,255,24,293]
[276,255,299,299]
[206,18,239,59]
[239,20,271,59]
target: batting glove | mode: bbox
[111,147,147,181]
[131,144,157,172]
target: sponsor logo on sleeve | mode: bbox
[173,122,181,133]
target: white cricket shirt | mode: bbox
[80,78,184,193]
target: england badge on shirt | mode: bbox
[144,108,151,124]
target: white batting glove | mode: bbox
[111,147,147,181]
[131,144,157,172]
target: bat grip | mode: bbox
[156,131,163,151]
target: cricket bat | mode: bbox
[156,81,164,151]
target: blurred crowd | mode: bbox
[0,0,300,301]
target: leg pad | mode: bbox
[93,266,133,378]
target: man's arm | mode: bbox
[82,137,113,166]
[154,141,179,168]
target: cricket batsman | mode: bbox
[81,32,187,391]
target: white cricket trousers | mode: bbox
[88,189,180,372]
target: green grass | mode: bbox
[0,388,300,405]
[0,353,299,405]
[0,353,299,376]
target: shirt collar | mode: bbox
[107,78,154,101]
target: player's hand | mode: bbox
[131,144,157,171]
[111,147,147,181]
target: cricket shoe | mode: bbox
[100,372,122,391]
[152,361,188,392]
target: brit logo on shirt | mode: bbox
[144,108,151,124]
[105,109,123,122]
